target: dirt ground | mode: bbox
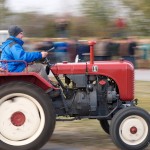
[50,119,119,150]
[47,118,150,150]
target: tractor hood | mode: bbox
[51,60,134,101]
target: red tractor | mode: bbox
[0,41,149,150]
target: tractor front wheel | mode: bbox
[98,119,110,135]
[110,107,150,150]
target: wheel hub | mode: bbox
[130,126,137,134]
[119,115,148,145]
[0,93,45,146]
[11,111,26,126]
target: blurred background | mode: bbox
[0,0,150,67]
[1,0,150,37]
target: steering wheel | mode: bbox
[44,46,55,75]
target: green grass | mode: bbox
[135,81,150,111]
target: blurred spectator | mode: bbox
[106,38,119,60]
[76,40,90,62]
[67,39,77,62]
[127,37,138,67]
[55,18,70,38]
[137,41,150,60]
[119,38,137,67]
[36,40,54,51]
[94,38,111,61]
[47,41,68,63]
[37,41,69,63]
[115,18,127,37]
[119,38,130,59]
[136,41,150,68]
[23,39,35,51]
[35,39,77,63]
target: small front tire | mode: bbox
[110,107,150,150]
[98,119,110,135]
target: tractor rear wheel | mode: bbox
[110,107,150,150]
[0,81,56,150]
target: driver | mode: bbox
[0,25,50,82]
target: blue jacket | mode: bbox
[1,36,42,72]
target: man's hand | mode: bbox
[41,52,48,58]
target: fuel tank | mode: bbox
[51,60,134,101]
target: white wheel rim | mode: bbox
[119,115,148,145]
[0,93,45,146]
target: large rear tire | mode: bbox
[110,107,150,150]
[0,81,56,150]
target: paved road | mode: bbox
[135,69,150,81]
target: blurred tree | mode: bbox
[1,0,150,37]
[0,0,10,29]
[69,16,94,37]
[122,0,150,17]
[44,20,56,37]
[121,0,150,36]
[16,13,56,37]
[80,0,116,37]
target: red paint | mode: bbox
[11,111,26,126]
[88,41,96,64]
[51,60,134,101]
[99,80,106,85]
[130,126,137,134]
